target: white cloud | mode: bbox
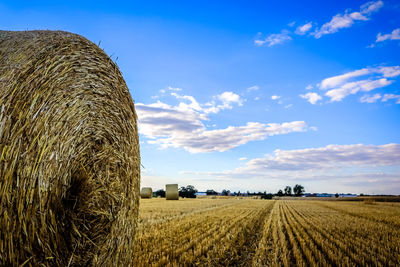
[288,21,296,27]
[203,91,243,114]
[254,96,260,101]
[300,92,322,104]
[360,93,381,103]
[237,143,400,172]
[183,144,400,194]
[239,157,248,161]
[319,66,400,102]
[171,92,202,111]
[136,93,309,153]
[167,86,182,91]
[247,85,259,92]
[376,28,400,42]
[255,31,292,47]
[360,0,384,14]
[313,1,383,38]
[382,94,400,104]
[218,91,242,105]
[326,78,392,102]
[271,95,281,100]
[194,143,400,177]
[320,68,371,89]
[284,104,293,109]
[306,84,314,90]
[295,22,313,35]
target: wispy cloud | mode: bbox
[300,92,322,104]
[319,66,400,102]
[235,143,400,172]
[313,1,383,38]
[247,85,259,92]
[376,28,400,42]
[136,93,309,153]
[382,93,400,104]
[255,31,292,47]
[360,93,381,103]
[295,22,313,35]
[271,95,281,100]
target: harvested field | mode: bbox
[135,198,400,266]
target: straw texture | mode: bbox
[165,184,179,200]
[0,30,140,266]
[140,187,153,198]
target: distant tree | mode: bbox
[154,189,165,198]
[293,184,305,196]
[206,189,218,195]
[277,189,284,196]
[260,193,273,199]
[335,193,339,198]
[179,185,198,198]
[222,189,231,196]
[284,186,292,196]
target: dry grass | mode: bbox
[134,198,400,266]
[0,30,140,266]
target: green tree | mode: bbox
[293,184,305,196]
[179,185,198,198]
[284,186,292,196]
[154,189,165,198]
[277,189,284,196]
[221,189,230,196]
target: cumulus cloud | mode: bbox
[319,66,400,102]
[313,1,383,38]
[255,31,292,47]
[360,93,381,103]
[376,28,400,43]
[136,93,309,153]
[271,95,281,100]
[295,22,313,35]
[300,92,322,104]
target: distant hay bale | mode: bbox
[0,30,140,266]
[166,184,179,200]
[140,187,153,198]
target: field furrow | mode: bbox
[134,198,400,266]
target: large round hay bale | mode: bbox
[0,30,140,266]
[166,184,179,200]
[140,187,153,198]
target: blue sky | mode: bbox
[2,0,399,194]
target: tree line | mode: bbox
[153,184,305,198]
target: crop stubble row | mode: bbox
[135,199,400,266]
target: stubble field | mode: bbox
[134,198,400,266]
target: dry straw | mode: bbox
[0,30,140,266]
[166,184,179,200]
[140,187,153,198]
